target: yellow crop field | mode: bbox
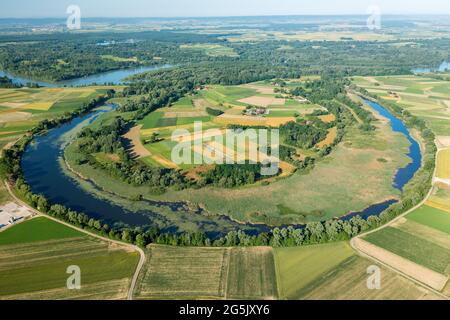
[214,115,295,127]
[318,114,336,123]
[437,149,450,180]
[23,102,54,110]
[316,127,337,148]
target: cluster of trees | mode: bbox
[87,159,192,192]
[0,76,20,88]
[280,122,329,149]
[73,118,192,192]
[335,93,375,131]
[201,164,270,188]
[205,107,224,116]
[78,117,128,156]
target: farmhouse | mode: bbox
[243,106,268,116]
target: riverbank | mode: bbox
[0,64,171,87]
[54,97,413,227]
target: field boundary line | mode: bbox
[272,250,283,299]
[222,247,232,300]
[3,179,145,301]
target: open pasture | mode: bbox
[0,217,139,300]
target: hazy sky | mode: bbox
[1,0,450,18]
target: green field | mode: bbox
[0,217,139,300]
[148,114,409,225]
[226,247,278,299]
[0,217,82,245]
[298,255,443,300]
[139,112,164,129]
[273,240,443,300]
[274,242,354,299]
[406,205,450,235]
[364,227,450,275]
[180,44,239,57]
[0,181,10,205]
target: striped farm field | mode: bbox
[0,217,139,300]
[214,114,295,127]
[0,87,113,139]
[425,199,450,214]
[226,247,278,299]
[134,245,229,299]
[363,227,450,275]
[21,102,54,111]
[135,245,278,300]
[437,149,450,180]
[298,254,443,300]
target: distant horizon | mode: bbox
[1,13,450,20]
[2,0,450,19]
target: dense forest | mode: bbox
[1,30,449,81]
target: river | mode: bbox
[344,99,422,220]
[0,65,171,87]
[20,98,423,235]
[21,105,271,237]
[412,60,450,73]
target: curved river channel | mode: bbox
[0,65,171,87]
[20,95,422,236]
